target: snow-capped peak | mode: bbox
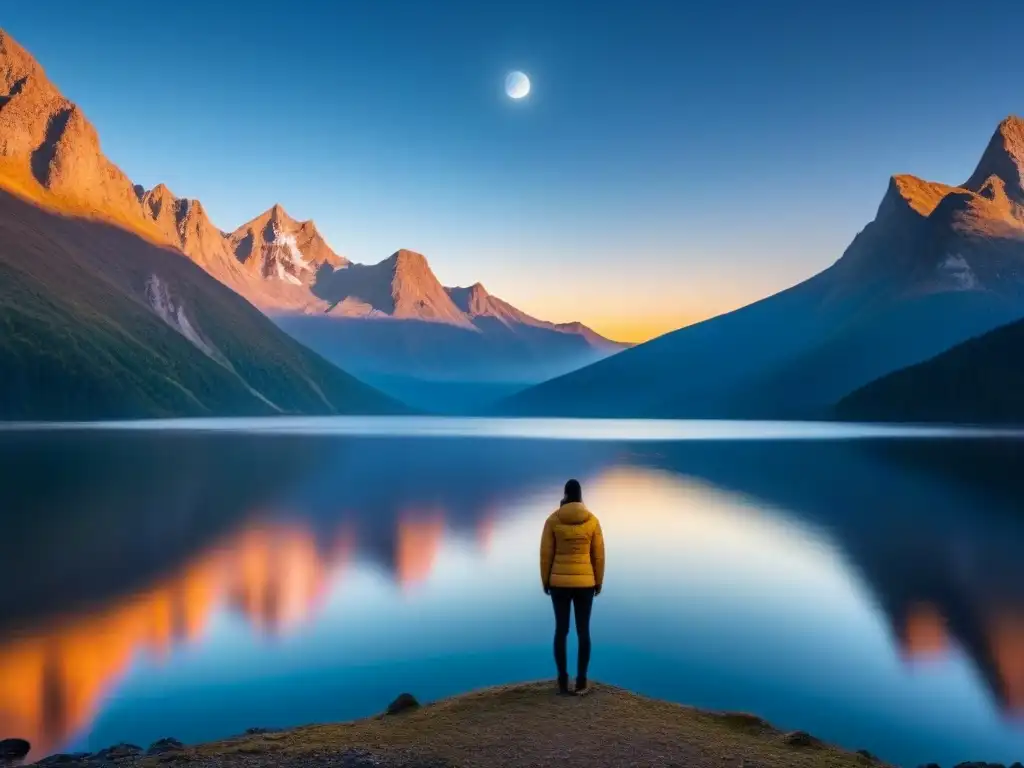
[271,227,310,284]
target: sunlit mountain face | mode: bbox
[1,427,1023,766]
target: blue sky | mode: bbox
[6,0,1024,340]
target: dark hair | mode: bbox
[563,479,582,504]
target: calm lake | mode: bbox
[2,418,1024,767]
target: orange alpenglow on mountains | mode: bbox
[0,27,406,420]
[0,27,629,420]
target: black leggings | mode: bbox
[550,587,595,682]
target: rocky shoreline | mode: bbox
[2,684,1020,768]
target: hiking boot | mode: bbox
[557,674,573,695]
[575,677,590,695]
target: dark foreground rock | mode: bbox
[385,693,419,716]
[147,739,185,756]
[34,754,91,766]
[28,748,451,768]
[0,739,31,761]
[781,730,821,747]
[93,744,142,761]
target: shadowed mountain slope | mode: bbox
[836,316,1024,424]
[502,117,1024,418]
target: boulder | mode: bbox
[714,712,770,730]
[0,739,30,761]
[781,731,820,748]
[385,693,420,716]
[93,743,142,760]
[147,739,184,755]
[36,754,91,766]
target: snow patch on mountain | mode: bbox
[146,274,283,411]
[940,253,980,290]
[272,230,310,283]
[146,275,221,359]
[275,260,302,285]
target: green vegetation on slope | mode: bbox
[836,316,1024,424]
[0,189,400,420]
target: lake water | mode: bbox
[2,418,1024,767]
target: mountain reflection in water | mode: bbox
[0,428,1022,766]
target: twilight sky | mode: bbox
[6,0,1024,341]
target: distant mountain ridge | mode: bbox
[127,139,628,404]
[127,177,620,349]
[502,116,1024,419]
[0,29,398,419]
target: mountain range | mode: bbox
[4,23,1021,423]
[0,29,625,418]
[129,147,627,409]
[503,117,1024,419]
[0,31,403,419]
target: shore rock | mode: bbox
[93,744,142,760]
[856,749,879,762]
[385,693,420,716]
[781,730,821,748]
[35,755,91,766]
[0,739,31,761]
[147,739,185,755]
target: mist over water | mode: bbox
[1,421,1023,767]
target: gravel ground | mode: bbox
[15,682,908,768]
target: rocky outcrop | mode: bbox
[0,738,30,762]
[385,692,420,715]
[229,204,347,287]
[0,31,143,224]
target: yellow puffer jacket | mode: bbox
[540,501,605,589]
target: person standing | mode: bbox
[539,478,605,695]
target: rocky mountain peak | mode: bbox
[266,202,299,228]
[876,174,955,223]
[447,282,495,316]
[964,115,1024,202]
[224,205,344,290]
[0,29,46,92]
[0,29,141,224]
[388,248,429,268]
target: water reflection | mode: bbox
[0,430,1022,765]
[0,546,224,760]
[0,509,460,760]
